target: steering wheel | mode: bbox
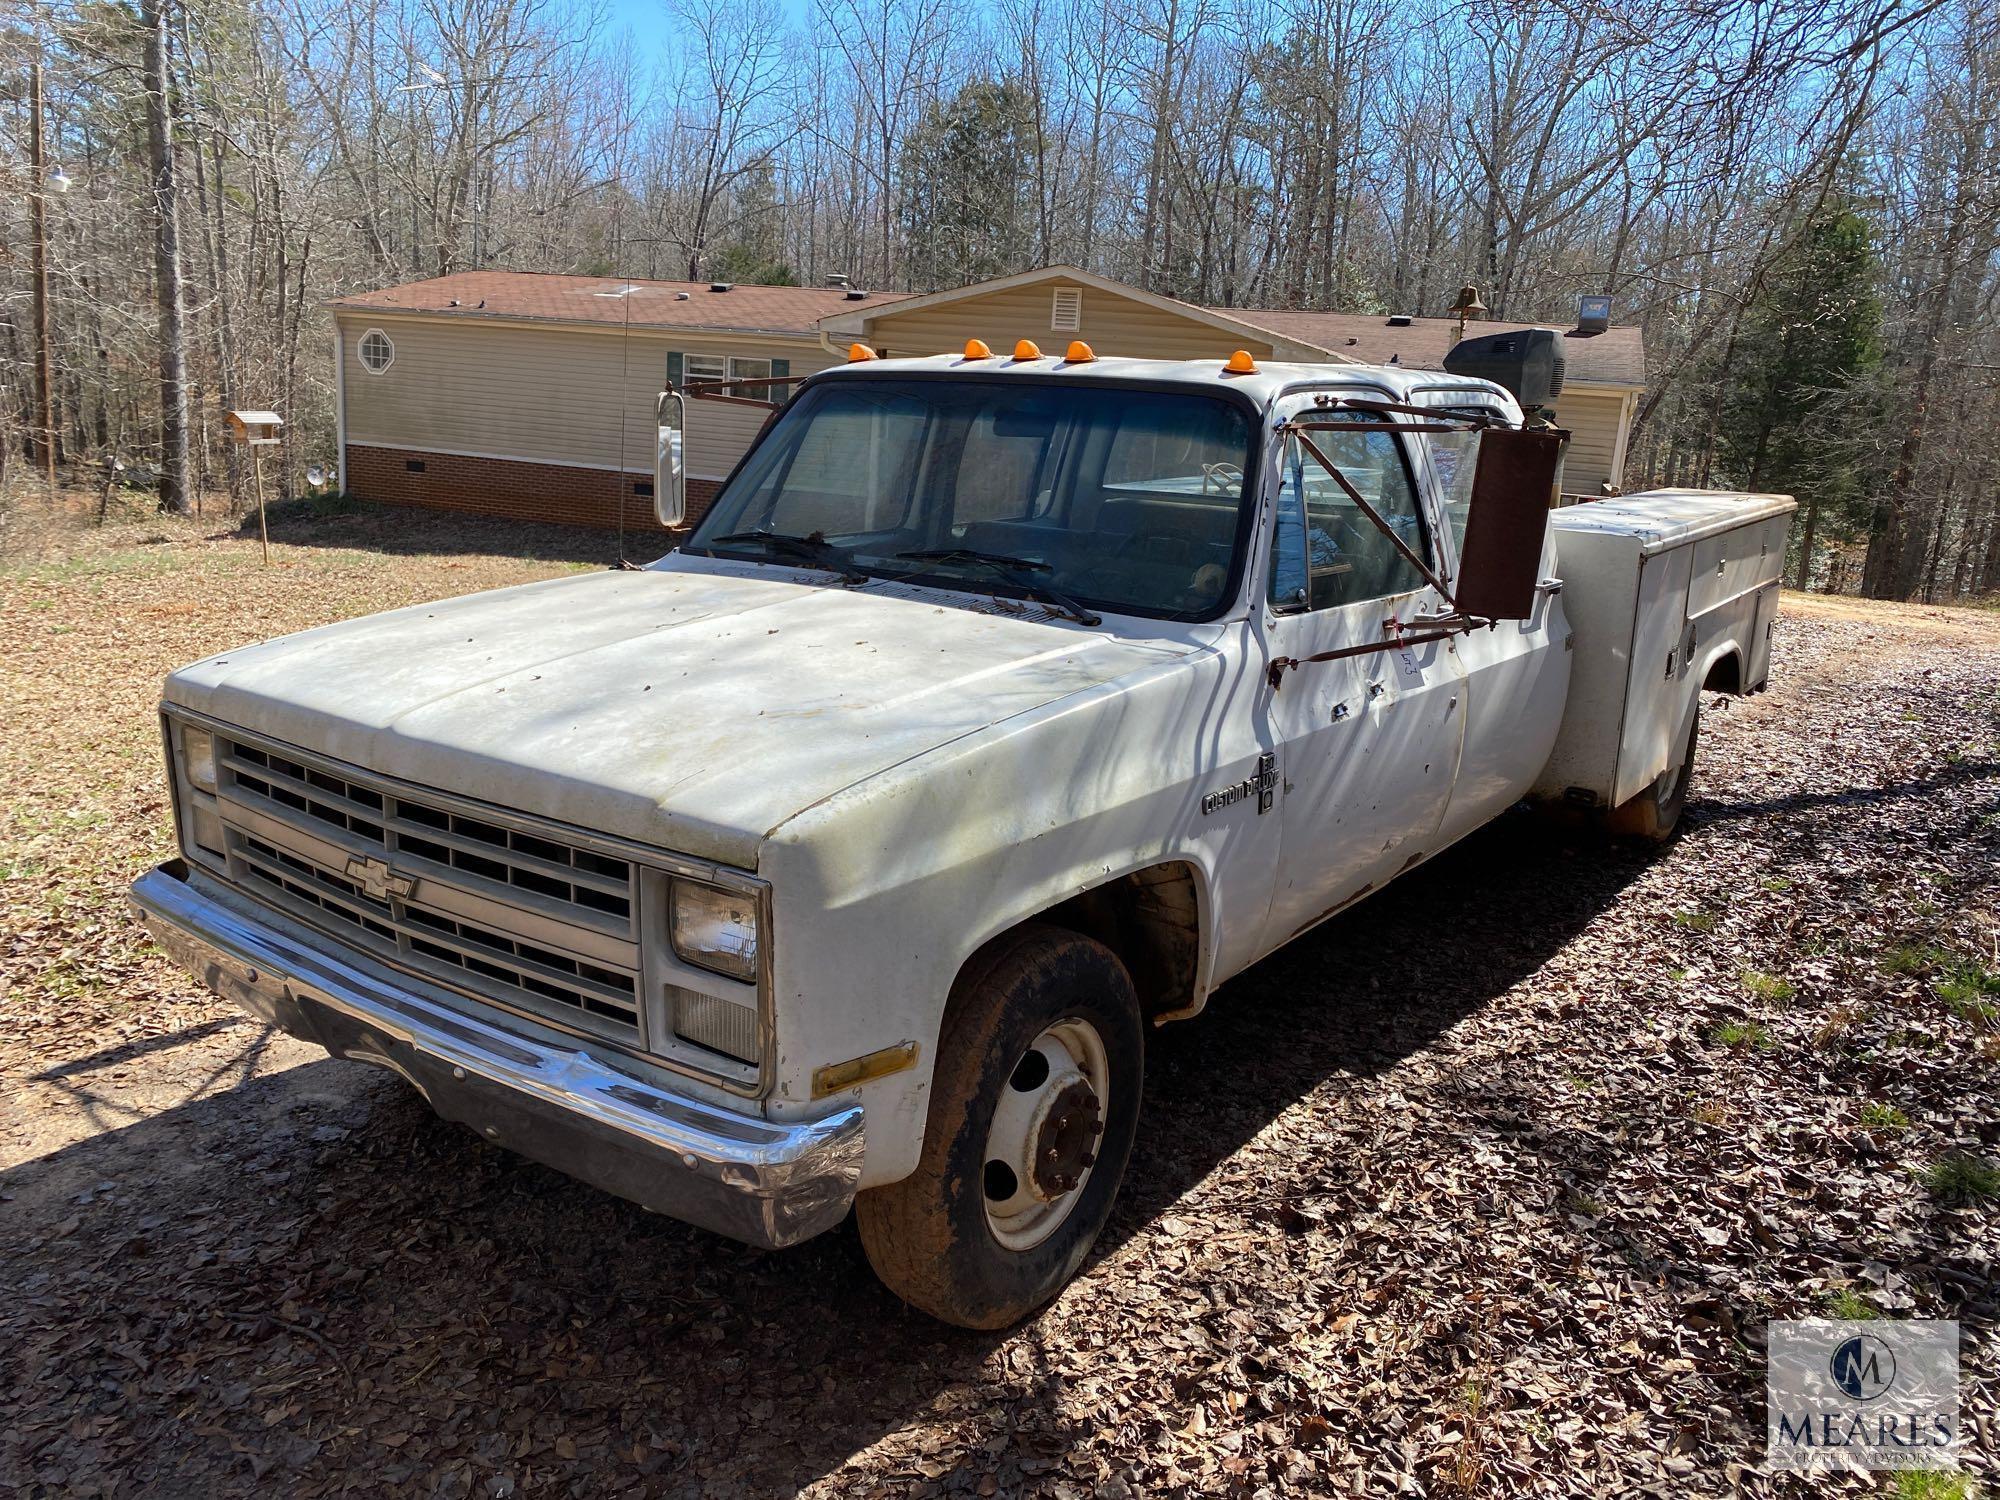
[1201,461,1244,493]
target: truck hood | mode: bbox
[164,563,1195,867]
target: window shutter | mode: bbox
[667,351,684,387]
[1051,287,1082,332]
[771,358,790,379]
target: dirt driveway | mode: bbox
[3,509,1997,1497]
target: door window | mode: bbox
[1424,407,1505,565]
[1269,421,1432,610]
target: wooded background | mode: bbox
[4,0,1997,600]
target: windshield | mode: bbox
[683,378,1258,621]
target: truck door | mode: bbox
[1255,400,1466,955]
[1409,388,1571,848]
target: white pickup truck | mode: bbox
[133,338,1793,1327]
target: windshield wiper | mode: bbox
[892,548,1101,627]
[896,546,1052,573]
[709,530,865,582]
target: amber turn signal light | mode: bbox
[847,343,878,362]
[1064,340,1095,362]
[1224,349,1258,374]
[1013,339,1042,360]
[962,338,992,359]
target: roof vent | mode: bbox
[709,282,733,293]
[1050,286,1082,332]
[826,273,851,288]
[1575,294,1611,335]
[844,288,868,300]
[1386,314,1413,326]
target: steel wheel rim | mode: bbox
[981,1018,1109,1251]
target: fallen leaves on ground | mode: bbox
[2,500,1996,1497]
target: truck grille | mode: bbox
[210,733,642,1040]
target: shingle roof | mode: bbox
[329,269,1645,386]
[327,270,909,337]
[1219,307,1646,387]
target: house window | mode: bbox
[680,353,779,397]
[1051,287,1082,332]
[729,357,773,395]
[357,328,395,374]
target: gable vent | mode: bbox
[1050,286,1082,332]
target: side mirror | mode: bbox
[654,391,687,528]
[1455,425,1566,620]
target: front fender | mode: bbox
[756,641,1272,1187]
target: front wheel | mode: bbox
[855,924,1143,1329]
[1606,702,1701,841]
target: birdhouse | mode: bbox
[225,409,283,446]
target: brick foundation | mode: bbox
[346,445,723,534]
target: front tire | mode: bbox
[856,924,1143,1329]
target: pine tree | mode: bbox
[1717,204,1885,588]
[897,78,1037,292]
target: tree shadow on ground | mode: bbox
[235,499,666,569]
[1,811,1661,1496]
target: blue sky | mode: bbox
[598,0,818,53]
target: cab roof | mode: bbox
[805,350,1516,412]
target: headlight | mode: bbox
[669,880,759,981]
[180,725,218,793]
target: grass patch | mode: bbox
[1893,1471,1976,1500]
[1859,1101,1910,1131]
[1690,1099,1732,1127]
[1741,969,1796,1003]
[1710,1020,1774,1051]
[1920,1152,2000,1206]
[1881,943,1944,977]
[1674,909,1719,934]
[1820,1287,1879,1320]
[1937,961,2000,1026]
[1759,874,1794,892]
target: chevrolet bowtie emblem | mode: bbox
[345,854,417,903]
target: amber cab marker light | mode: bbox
[1224,349,1258,374]
[1065,340,1096,362]
[847,342,878,362]
[1013,339,1042,360]
[963,338,993,359]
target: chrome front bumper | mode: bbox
[130,862,863,1249]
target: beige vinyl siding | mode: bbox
[1550,387,1626,494]
[858,280,1277,362]
[337,315,832,479]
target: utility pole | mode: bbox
[29,60,57,492]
